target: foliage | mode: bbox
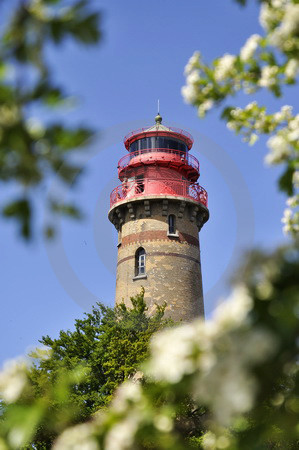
[53,243,299,450]
[0,2,298,450]
[0,0,101,239]
[181,0,299,236]
[0,290,172,448]
[1,247,298,449]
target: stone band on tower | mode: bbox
[108,114,209,322]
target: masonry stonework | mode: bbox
[108,116,209,322]
[109,196,208,322]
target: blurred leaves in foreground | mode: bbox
[0,290,172,448]
[0,0,102,239]
[0,245,298,449]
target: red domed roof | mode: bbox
[124,115,194,150]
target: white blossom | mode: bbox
[240,34,261,62]
[53,423,98,450]
[186,70,200,84]
[198,100,214,117]
[181,84,198,104]
[193,321,276,425]
[273,105,293,122]
[259,3,279,31]
[287,195,299,208]
[281,196,299,235]
[8,428,27,448]
[287,114,299,141]
[153,414,173,432]
[259,65,279,88]
[184,51,201,75]
[265,135,291,165]
[147,322,200,383]
[281,208,293,234]
[202,431,217,450]
[285,58,299,79]
[293,170,299,188]
[270,3,299,47]
[288,128,299,142]
[213,285,253,330]
[104,414,139,450]
[0,358,28,403]
[249,133,258,146]
[245,101,258,111]
[281,199,299,235]
[288,114,299,130]
[226,121,237,131]
[231,107,242,119]
[111,381,142,413]
[202,84,213,95]
[25,117,45,139]
[147,285,254,387]
[272,0,288,7]
[254,110,267,131]
[215,54,236,81]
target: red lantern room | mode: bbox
[110,113,208,208]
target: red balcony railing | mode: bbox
[117,149,200,177]
[110,178,208,208]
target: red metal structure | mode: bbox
[110,114,208,208]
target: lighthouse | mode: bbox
[108,114,209,322]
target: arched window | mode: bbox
[168,214,176,235]
[135,247,146,276]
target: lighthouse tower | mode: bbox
[108,114,209,322]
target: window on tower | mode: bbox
[168,214,176,235]
[135,247,146,276]
[129,137,187,153]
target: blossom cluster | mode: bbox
[0,260,296,449]
[0,358,28,404]
[260,0,299,55]
[181,0,299,236]
[182,2,299,112]
[147,286,276,426]
[52,285,277,450]
[226,102,299,235]
[282,189,299,235]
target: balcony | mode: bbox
[110,178,208,209]
[118,149,200,181]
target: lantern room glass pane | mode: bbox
[130,137,187,153]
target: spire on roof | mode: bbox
[155,99,162,124]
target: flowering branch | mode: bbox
[181,0,299,236]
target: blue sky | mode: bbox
[0,0,296,365]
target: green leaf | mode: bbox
[49,20,66,44]
[49,3,101,45]
[278,166,295,196]
[221,106,235,121]
[50,200,82,219]
[68,13,101,44]
[46,125,93,150]
[44,225,55,239]
[2,198,32,239]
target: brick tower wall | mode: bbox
[110,196,208,322]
